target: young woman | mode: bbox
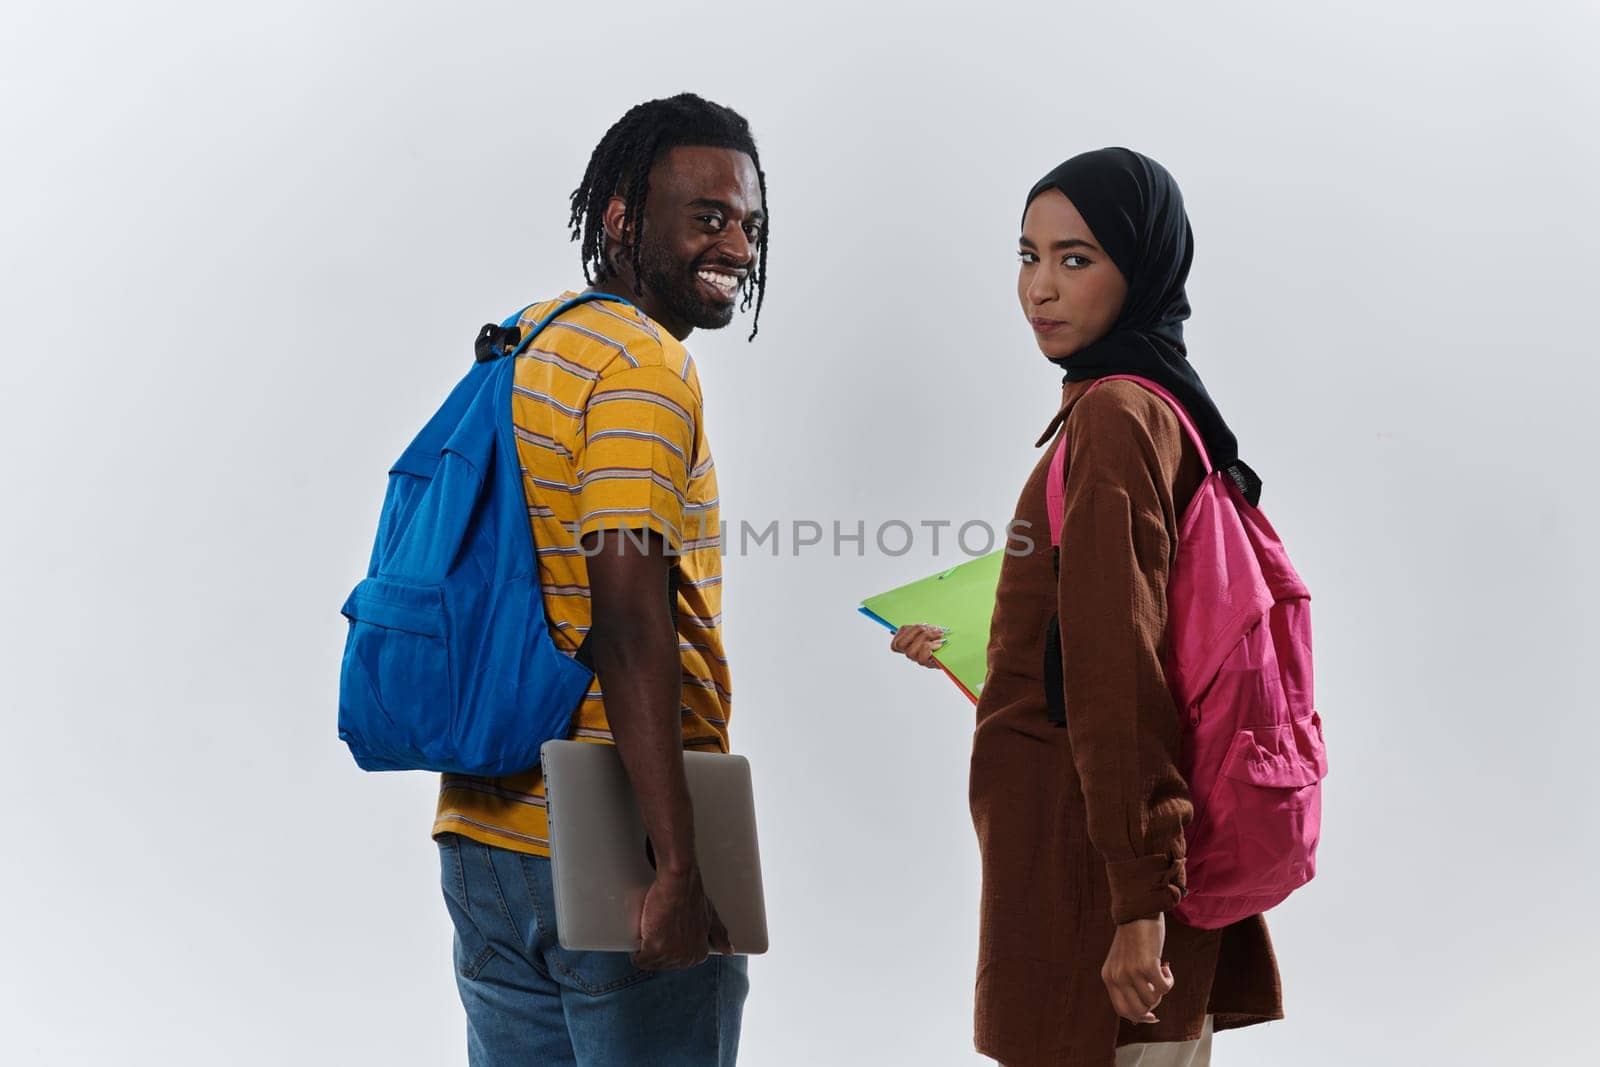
[890,148,1281,1066]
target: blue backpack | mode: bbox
[337,293,621,775]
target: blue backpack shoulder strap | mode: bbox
[475,291,634,364]
[510,291,631,355]
[492,291,680,673]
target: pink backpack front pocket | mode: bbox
[1179,711,1327,928]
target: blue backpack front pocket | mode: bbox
[339,577,456,771]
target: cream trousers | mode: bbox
[1113,1016,1214,1067]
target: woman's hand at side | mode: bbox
[1101,913,1174,1024]
[889,624,946,668]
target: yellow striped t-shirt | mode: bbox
[431,292,731,856]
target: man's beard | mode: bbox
[634,238,739,331]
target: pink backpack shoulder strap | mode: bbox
[1045,375,1212,546]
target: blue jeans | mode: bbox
[437,832,748,1066]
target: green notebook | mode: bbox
[859,549,1005,703]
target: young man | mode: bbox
[431,93,768,1066]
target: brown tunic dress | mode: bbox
[970,378,1283,1066]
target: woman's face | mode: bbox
[1017,189,1128,361]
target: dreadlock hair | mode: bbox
[568,93,769,341]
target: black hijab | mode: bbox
[1025,147,1261,505]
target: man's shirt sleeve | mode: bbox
[574,364,700,552]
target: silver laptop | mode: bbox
[540,740,769,955]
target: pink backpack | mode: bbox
[1047,375,1327,929]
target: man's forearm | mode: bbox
[589,605,697,874]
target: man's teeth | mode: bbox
[697,270,739,295]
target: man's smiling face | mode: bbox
[623,145,764,337]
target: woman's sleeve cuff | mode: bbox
[1107,853,1186,924]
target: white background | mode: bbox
[3,1,1597,1063]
